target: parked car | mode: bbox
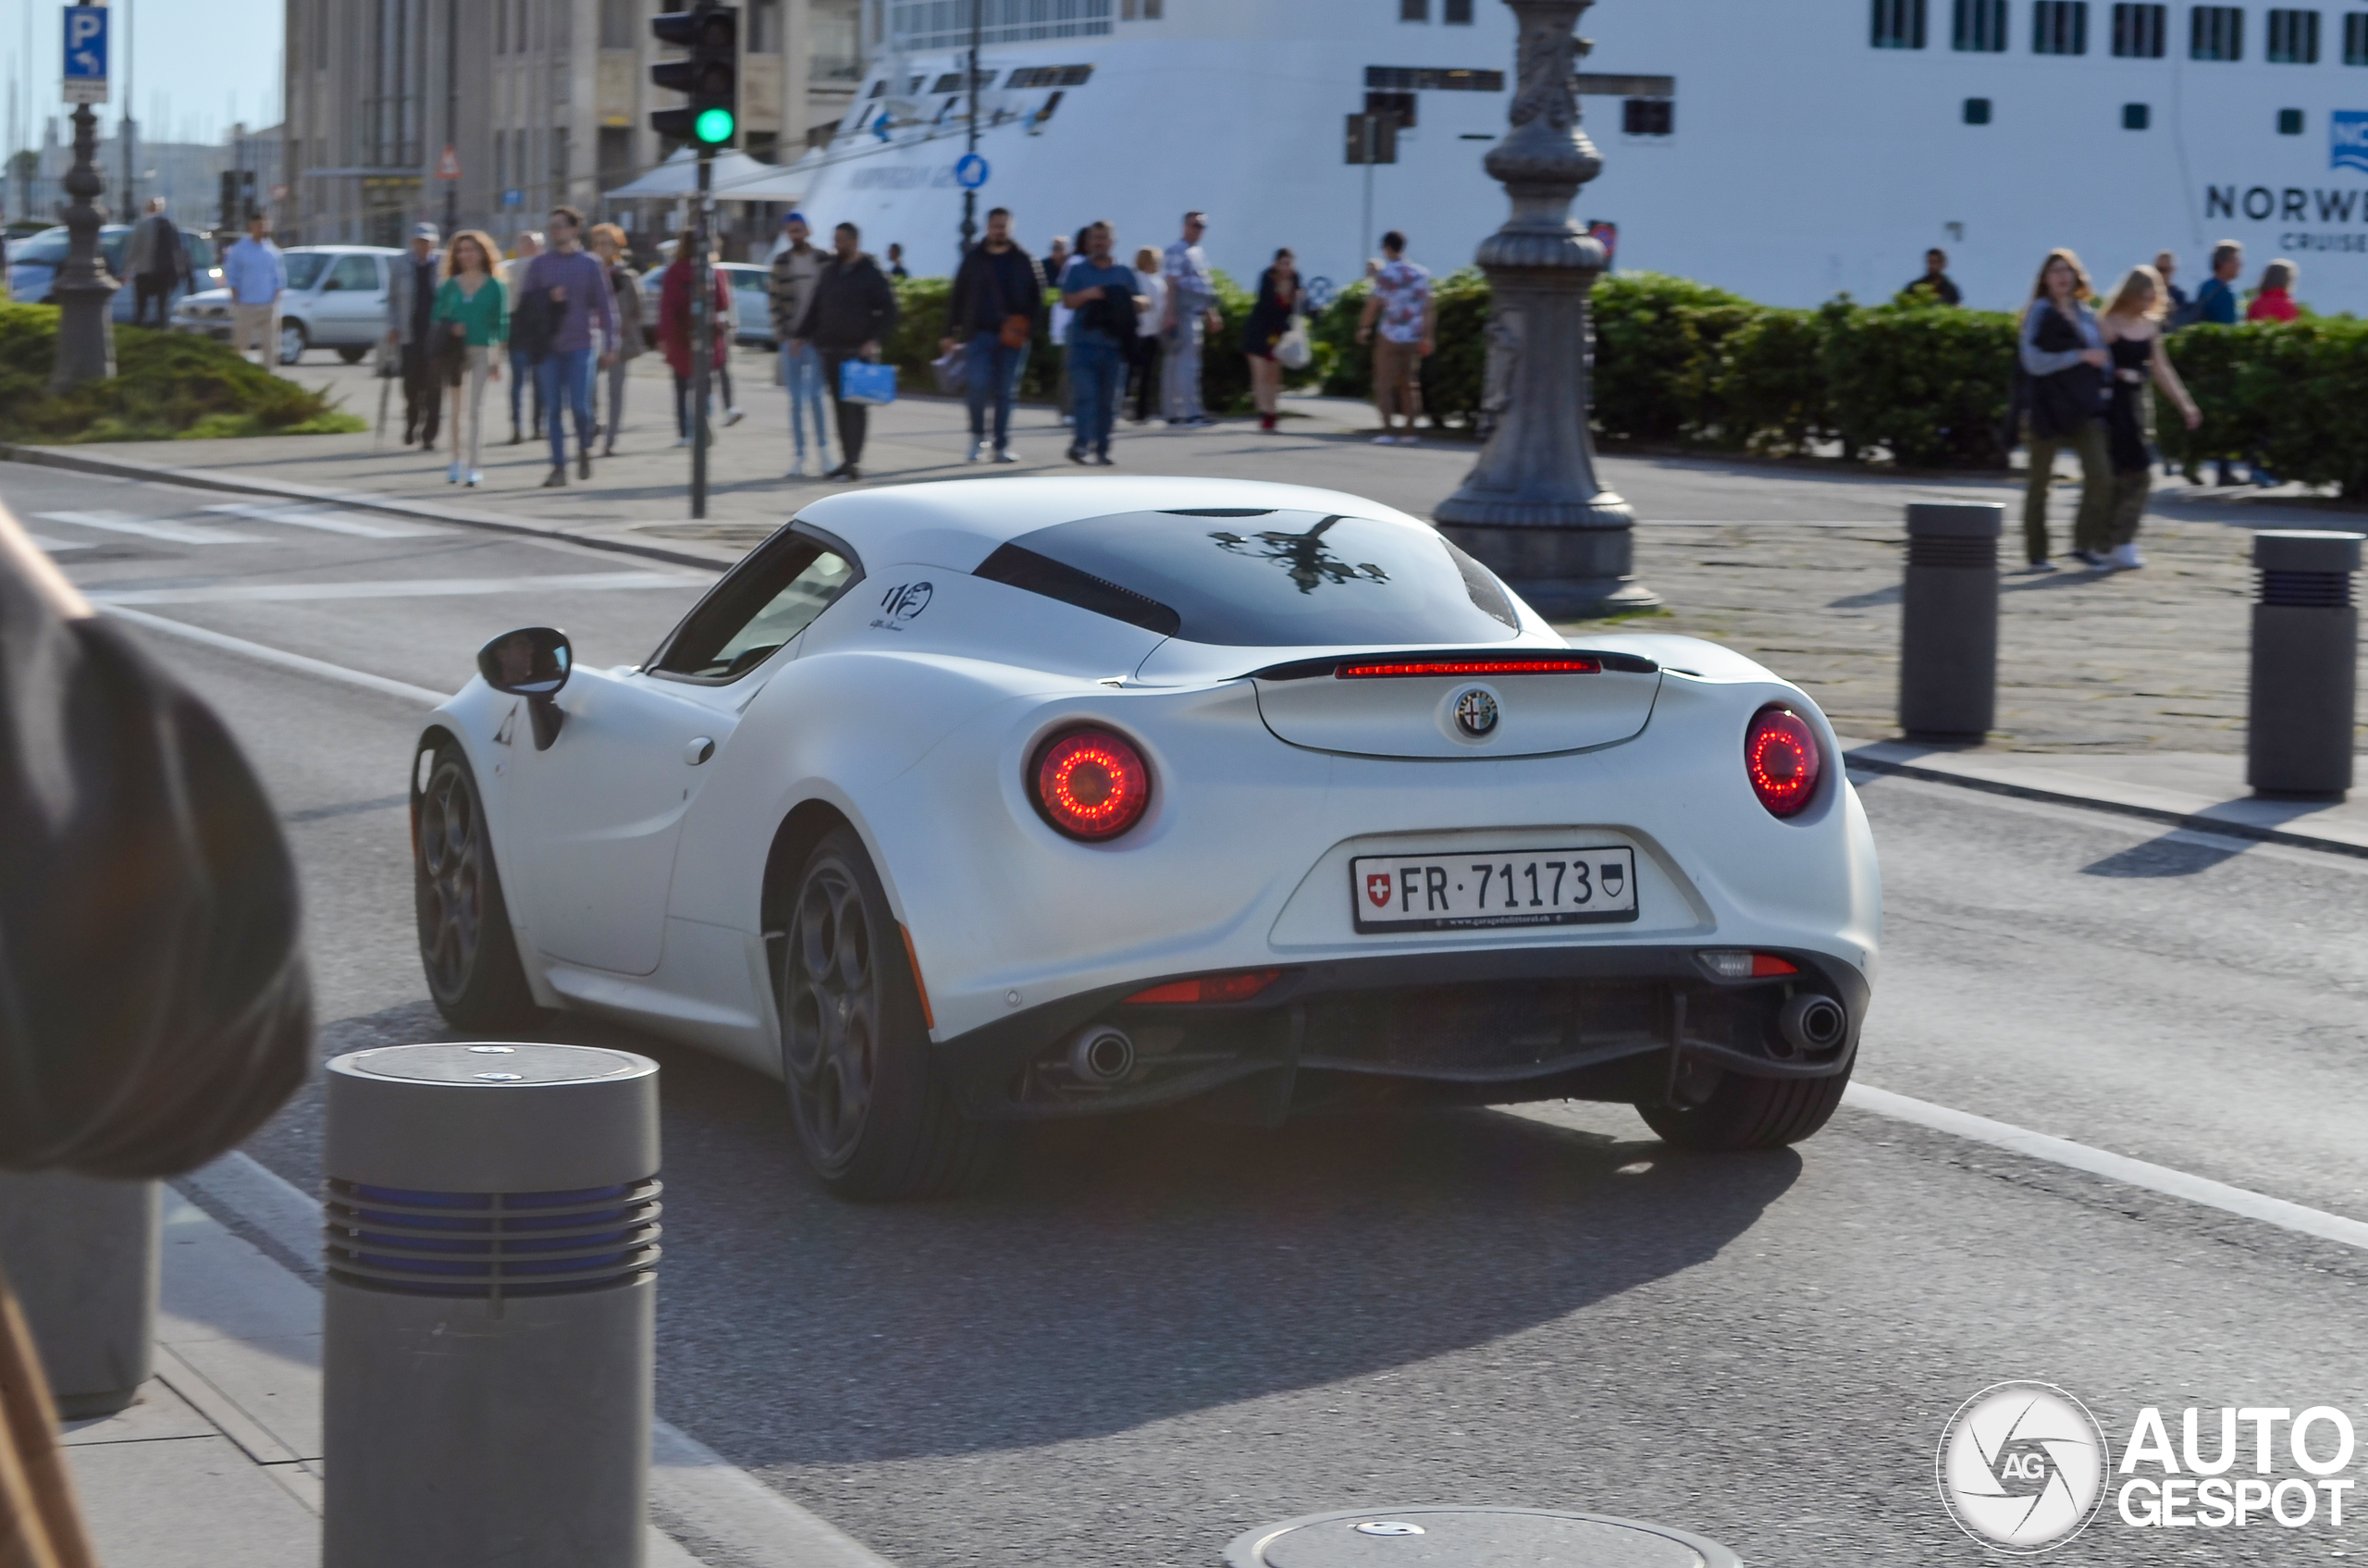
[170,244,402,365]
[638,261,778,351]
[6,223,221,321]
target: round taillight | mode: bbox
[1032,728,1153,841]
[1745,706,1822,818]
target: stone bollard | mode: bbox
[0,1172,158,1419]
[2248,530,2362,800]
[1897,502,2005,743]
[322,1043,660,1568]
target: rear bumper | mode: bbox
[929,944,1868,1122]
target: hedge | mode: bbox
[0,306,361,442]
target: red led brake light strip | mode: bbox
[1335,657,1603,679]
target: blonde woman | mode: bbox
[432,230,508,488]
[2018,249,2112,571]
[588,223,645,455]
[2097,265,2202,573]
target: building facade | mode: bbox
[281,0,862,249]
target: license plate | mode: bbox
[1351,847,1638,932]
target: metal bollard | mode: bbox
[2248,530,2362,799]
[1897,502,2005,742]
[0,1172,158,1419]
[322,1043,660,1568]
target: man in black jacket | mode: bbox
[793,222,900,481]
[941,207,1042,463]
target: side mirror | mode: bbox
[477,627,573,750]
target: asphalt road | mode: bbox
[16,463,2367,1567]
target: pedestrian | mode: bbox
[1241,247,1306,433]
[220,210,285,375]
[2017,248,2114,572]
[1052,223,1090,428]
[1357,229,1434,445]
[2189,240,2244,485]
[658,228,734,449]
[1902,247,1962,305]
[711,265,746,428]
[1128,244,1166,425]
[2096,264,2202,574]
[2154,249,2191,326]
[386,221,445,451]
[518,206,618,488]
[587,223,644,456]
[1059,219,1141,467]
[1160,210,1221,426]
[1039,233,1070,293]
[793,220,899,483]
[122,197,191,328]
[2246,258,2300,323]
[769,212,832,476]
[886,241,910,280]
[433,230,508,489]
[0,498,310,1568]
[502,228,546,443]
[942,204,1042,463]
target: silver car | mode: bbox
[170,244,404,365]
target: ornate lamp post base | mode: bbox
[1433,0,1655,619]
[48,104,117,391]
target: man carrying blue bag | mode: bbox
[793,221,899,483]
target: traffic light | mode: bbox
[650,5,739,148]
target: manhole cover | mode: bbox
[1224,1508,1742,1568]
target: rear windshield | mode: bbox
[975,509,1522,648]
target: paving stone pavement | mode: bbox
[31,350,2368,756]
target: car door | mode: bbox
[505,531,860,975]
[312,253,386,346]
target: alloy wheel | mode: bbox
[784,862,876,1168]
[415,762,485,1000]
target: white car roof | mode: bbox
[791,476,1440,575]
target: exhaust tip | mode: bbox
[1066,1025,1137,1086]
[1777,994,1848,1056]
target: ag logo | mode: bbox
[880,581,933,620]
[1451,685,1499,739]
[1937,1382,2110,1553]
[1365,871,1392,907]
[2334,109,2368,174]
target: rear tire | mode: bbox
[337,344,370,364]
[781,827,1000,1199]
[413,746,539,1030]
[1636,1062,1851,1151]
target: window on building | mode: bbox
[1872,0,1930,45]
[2191,5,2244,57]
[889,0,1111,49]
[2279,105,2306,130]
[1622,98,1674,135]
[1120,0,1165,14]
[597,126,633,185]
[1446,0,1474,19]
[2267,7,2321,56]
[1964,95,1993,121]
[1401,0,1429,18]
[2034,0,2090,49]
[2124,101,2151,126]
[599,0,635,48]
[748,0,782,51]
[2112,2,2168,51]
[814,0,863,80]
[497,0,507,54]
[2348,10,2368,58]
[315,0,331,67]
[1954,0,2009,49]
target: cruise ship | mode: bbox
[784,0,2368,314]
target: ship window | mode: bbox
[1446,0,1474,19]
[2279,105,2306,130]
[2112,2,2168,52]
[1006,65,1094,88]
[2191,5,2244,57]
[2034,0,2090,49]
[2124,101,2152,126]
[1964,95,1993,121]
[889,0,1111,49]
[2267,7,2322,57]
[1872,0,1930,45]
[2348,11,2368,59]
[1119,0,1165,14]
[1363,65,1509,90]
[1401,0,1428,19]
[1622,98,1674,135]
[1954,0,2010,50]
[1367,90,1418,128]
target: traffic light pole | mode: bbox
[690,148,712,520]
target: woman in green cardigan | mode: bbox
[432,229,509,487]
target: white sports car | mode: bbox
[413,477,1881,1197]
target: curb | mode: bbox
[1843,745,2368,861]
[0,441,742,572]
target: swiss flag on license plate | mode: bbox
[1365,872,1392,907]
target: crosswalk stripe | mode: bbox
[86,570,709,606]
[201,500,446,538]
[35,510,266,544]
[26,534,96,552]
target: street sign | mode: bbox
[502,188,523,207]
[437,145,461,180]
[60,6,107,105]
[1305,276,1337,310]
[954,153,989,190]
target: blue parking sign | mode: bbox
[954,153,990,190]
[61,6,107,105]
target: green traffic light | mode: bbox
[695,106,735,143]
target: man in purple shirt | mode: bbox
[519,206,619,487]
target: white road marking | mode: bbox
[26,534,94,552]
[1846,1082,2368,1253]
[202,500,447,537]
[101,605,451,705]
[88,570,707,606]
[36,509,266,544]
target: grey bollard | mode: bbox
[322,1043,660,1568]
[2248,529,2362,800]
[1897,502,2005,742]
[0,1172,159,1419]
